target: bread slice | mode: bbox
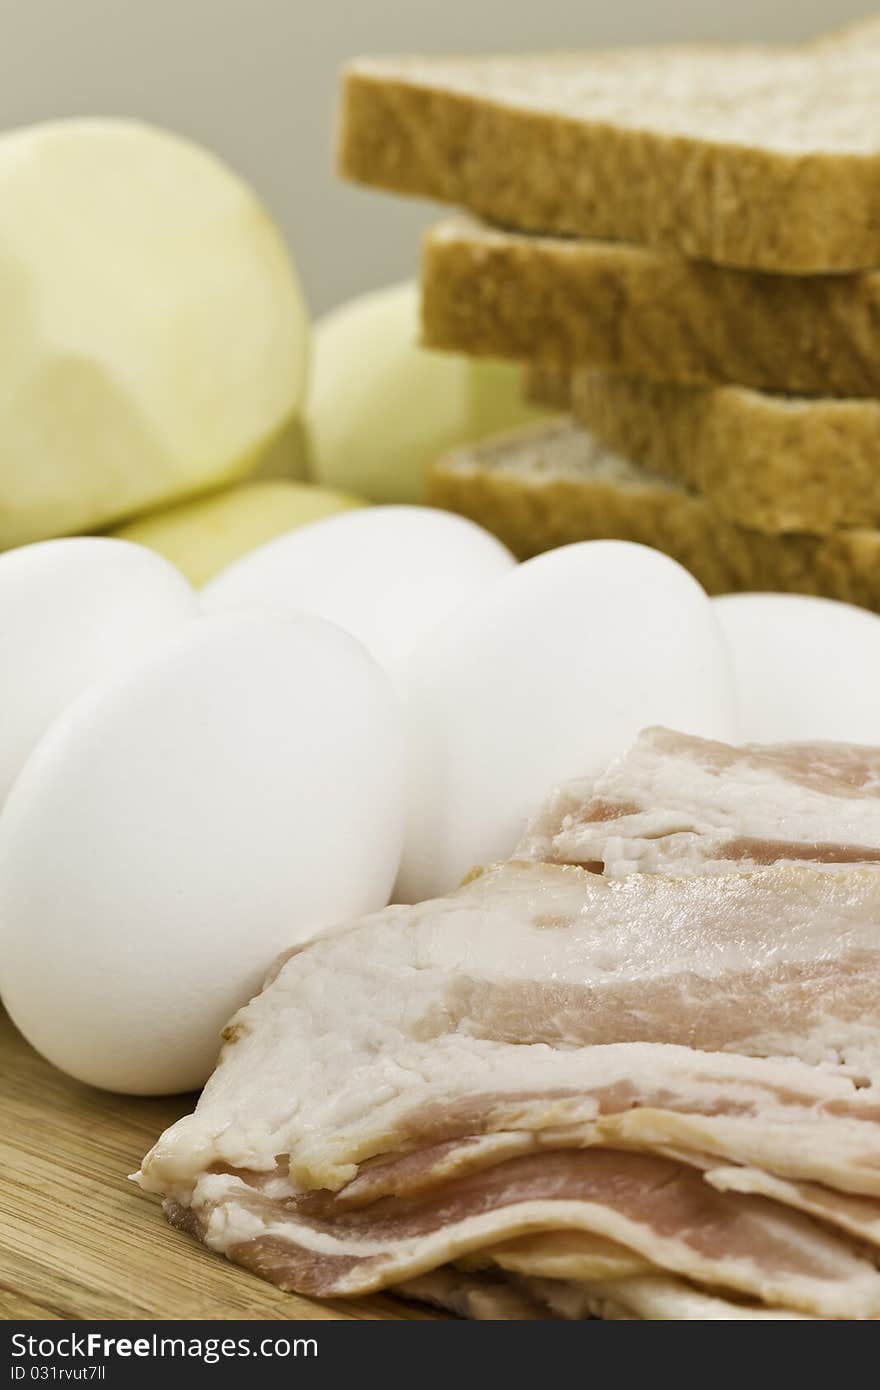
[427,417,880,611]
[567,372,880,535]
[523,365,571,411]
[422,217,880,398]
[340,19,880,274]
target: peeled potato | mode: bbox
[306,281,545,503]
[249,415,310,483]
[0,119,308,549]
[114,480,364,585]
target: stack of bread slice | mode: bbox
[338,17,880,608]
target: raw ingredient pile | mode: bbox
[3,17,880,1324]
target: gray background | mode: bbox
[1,0,865,313]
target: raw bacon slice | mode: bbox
[461,1229,651,1282]
[140,859,880,1200]
[521,1274,816,1321]
[137,857,880,1317]
[161,1147,880,1317]
[590,1108,880,1199]
[395,1268,549,1319]
[705,1167,880,1250]
[404,1267,816,1320]
[518,727,880,877]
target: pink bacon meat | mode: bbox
[518,727,880,877]
[138,855,880,1319]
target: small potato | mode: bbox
[114,480,364,585]
[0,119,308,548]
[306,280,545,503]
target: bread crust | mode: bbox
[569,373,880,535]
[340,34,880,275]
[420,218,880,398]
[427,417,880,611]
[523,364,572,411]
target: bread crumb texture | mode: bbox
[428,417,880,611]
[421,217,880,398]
[569,373,880,535]
[340,19,880,272]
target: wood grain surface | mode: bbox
[0,1011,434,1321]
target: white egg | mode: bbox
[398,541,737,902]
[0,537,197,805]
[0,608,404,1094]
[202,505,515,683]
[715,592,880,744]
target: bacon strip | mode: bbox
[137,805,880,1319]
[395,1268,549,1319]
[705,1167,880,1249]
[590,1107,880,1198]
[402,1267,816,1320]
[139,860,880,1202]
[518,727,880,877]
[460,1229,652,1282]
[166,1148,880,1318]
[520,1274,816,1321]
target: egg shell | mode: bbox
[0,537,197,805]
[202,505,515,683]
[0,608,405,1094]
[715,592,880,744]
[398,541,738,902]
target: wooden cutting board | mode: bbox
[0,1011,436,1321]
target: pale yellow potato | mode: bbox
[250,416,310,483]
[306,281,545,503]
[0,119,309,549]
[114,481,364,585]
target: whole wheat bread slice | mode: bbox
[340,19,880,274]
[422,216,880,398]
[566,372,880,535]
[524,365,572,411]
[427,417,880,612]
